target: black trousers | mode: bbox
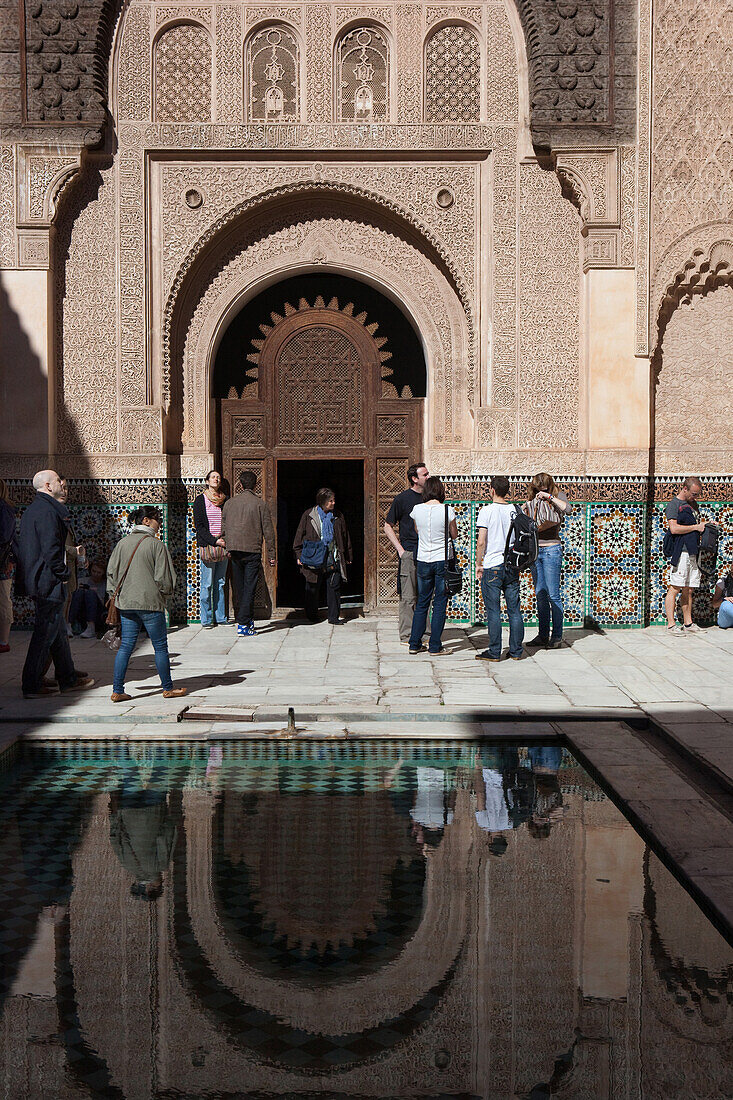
[305,570,341,623]
[230,551,261,624]
[22,597,76,694]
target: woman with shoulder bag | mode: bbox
[522,472,572,649]
[408,476,457,655]
[106,506,186,703]
[293,488,352,624]
[193,470,229,629]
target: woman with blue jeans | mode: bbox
[523,473,572,649]
[192,470,228,628]
[106,507,186,702]
[408,477,457,655]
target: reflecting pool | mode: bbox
[1,740,732,1098]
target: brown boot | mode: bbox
[110,692,132,703]
[162,687,187,698]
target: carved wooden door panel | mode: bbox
[220,300,423,611]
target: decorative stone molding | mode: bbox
[161,176,478,414]
[651,227,733,353]
[16,146,82,227]
[120,407,165,454]
[555,149,618,225]
[18,228,51,269]
[555,148,622,271]
[173,205,469,452]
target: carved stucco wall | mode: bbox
[655,285,733,476]
[649,0,733,352]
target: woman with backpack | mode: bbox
[293,488,352,624]
[522,473,572,650]
[106,506,187,702]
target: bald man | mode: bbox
[17,470,94,698]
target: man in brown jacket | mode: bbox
[221,470,276,636]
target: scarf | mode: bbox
[317,506,335,544]
[204,487,226,507]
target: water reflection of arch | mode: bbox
[172,788,474,1063]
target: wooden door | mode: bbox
[220,300,423,612]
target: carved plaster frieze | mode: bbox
[117,119,495,149]
[175,210,469,451]
[651,227,733,353]
[157,160,478,296]
[425,6,482,29]
[160,177,478,418]
[18,229,51,269]
[244,5,303,26]
[15,146,83,227]
[334,6,393,28]
[121,407,165,454]
[555,149,619,226]
[154,5,214,26]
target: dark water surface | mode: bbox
[0,740,731,1099]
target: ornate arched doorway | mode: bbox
[213,273,427,613]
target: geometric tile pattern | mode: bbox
[448,499,646,628]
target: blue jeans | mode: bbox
[113,610,173,694]
[199,557,227,625]
[531,543,564,641]
[718,600,733,628]
[481,564,524,659]
[409,561,448,653]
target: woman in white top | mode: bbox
[408,476,457,655]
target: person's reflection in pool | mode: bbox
[383,758,456,854]
[108,751,178,900]
[473,747,533,853]
[527,745,566,839]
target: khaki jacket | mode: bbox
[221,490,275,555]
[106,527,176,612]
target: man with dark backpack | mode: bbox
[475,475,526,662]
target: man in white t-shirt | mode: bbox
[474,475,524,661]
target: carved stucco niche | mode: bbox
[555,148,621,271]
[652,239,733,475]
[162,192,470,460]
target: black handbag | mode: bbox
[700,522,719,554]
[444,504,463,596]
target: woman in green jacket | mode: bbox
[106,506,186,703]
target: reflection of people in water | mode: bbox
[473,748,536,853]
[383,759,457,852]
[527,746,565,839]
[109,754,177,899]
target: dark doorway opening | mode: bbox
[276,460,365,611]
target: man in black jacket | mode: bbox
[17,470,94,698]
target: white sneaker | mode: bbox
[667,624,684,636]
[66,623,73,637]
[683,622,703,633]
[81,624,96,639]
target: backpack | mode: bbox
[700,522,719,554]
[504,507,538,572]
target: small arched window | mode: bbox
[246,24,300,122]
[154,23,212,122]
[336,25,389,122]
[425,23,481,122]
